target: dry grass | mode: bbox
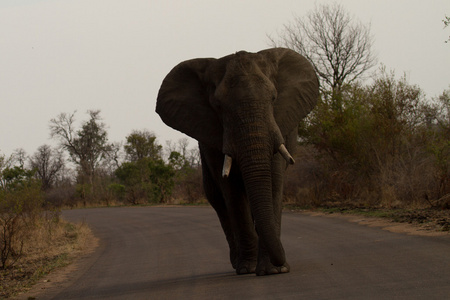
[0,215,93,299]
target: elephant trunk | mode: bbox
[236,137,286,267]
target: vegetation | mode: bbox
[0,161,41,270]
[287,70,449,209]
[0,154,92,298]
[444,15,450,43]
[113,130,174,204]
[1,112,201,297]
[49,110,119,202]
[0,5,447,213]
[270,3,449,210]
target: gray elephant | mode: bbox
[156,48,319,276]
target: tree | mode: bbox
[114,131,175,204]
[114,157,175,204]
[165,138,200,168]
[425,89,450,198]
[164,138,203,203]
[0,151,33,191]
[114,160,150,204]
[8,149,27,169]
[50,110,114,196]
[444,15,450,43]
[29,145,65,191]
[269,2,376,94]
[124,130,162,162]
[1,166,35,192]
[296,68,450,206]
[0,153,11,190]
[147,159,175,203]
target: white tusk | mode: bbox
[279,144,295,165]
[222,155,233,178]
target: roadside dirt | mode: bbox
[12,230,99,300]
[303,208,450,237]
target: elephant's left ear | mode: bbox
[156,58,223,150]
[259,48,319,137]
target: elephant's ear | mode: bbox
[260,48,319,137]
[156,58,223,150]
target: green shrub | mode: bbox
[115,158,175,204]
[108,183,126,201]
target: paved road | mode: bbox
[42,207,449,299]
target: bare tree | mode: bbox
[100,142,122,174]
[269,2,376,93]
[444,15,450,43]
[29,145,65,190]
[165,138,200,168]
[49,110,113,193]
[9,149,27,168]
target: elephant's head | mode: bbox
[156,48,318,267]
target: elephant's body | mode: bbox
[156,48,319,275]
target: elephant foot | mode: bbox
[255,261,290,276]
[236,260,257,275]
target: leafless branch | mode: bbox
[268,2,377,93]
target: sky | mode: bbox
[1,0,449,157]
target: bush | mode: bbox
[0,166,44,269]
[294,70,449,208]
[169,166,204,204]
[115,158,175,204]
[44,183,76,208]
[108,183,126,201]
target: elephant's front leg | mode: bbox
[200,146,238,269]
[223,177,258,274]
[255,153,290,276]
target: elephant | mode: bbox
[156,48,319,276]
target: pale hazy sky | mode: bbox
[1,0,449,157]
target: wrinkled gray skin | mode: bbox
[156,48,319,276]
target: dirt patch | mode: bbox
[303,208,450,237]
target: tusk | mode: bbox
[222,155,232,178]
[279,144,295,165]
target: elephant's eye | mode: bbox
[271,95,277,103]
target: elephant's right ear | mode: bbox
[156,58,223,150]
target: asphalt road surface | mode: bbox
[37,207,449,299]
